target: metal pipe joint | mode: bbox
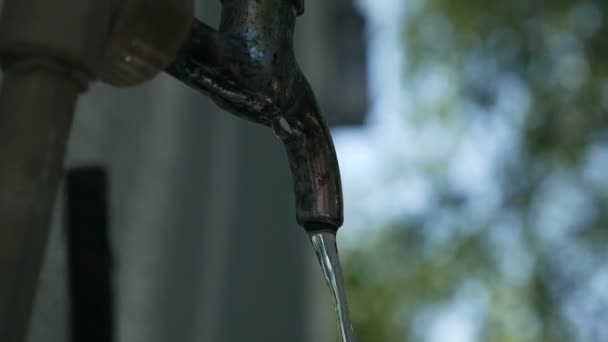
[0,0,194,86]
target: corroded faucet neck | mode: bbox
[219,0,297,64]
[169,0,304,124]
[167,0,344,232]
[220,0,303,28]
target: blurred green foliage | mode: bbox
[343,1,608,341]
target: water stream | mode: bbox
[310,232,356,342]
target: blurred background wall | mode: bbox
[23,1,367,342]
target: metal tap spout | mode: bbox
[167,0,343,231]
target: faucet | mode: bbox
[0,0,343,340]
[167,0,344,232]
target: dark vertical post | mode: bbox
[66,167,114,342]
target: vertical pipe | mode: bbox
[0,65,81,342]
[66,167,114,342]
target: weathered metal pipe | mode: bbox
[0,62,83,342]
[167,0,343,231]
[0,1,114,339]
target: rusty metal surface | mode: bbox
[167,0,343,231]
[0,65,81,342]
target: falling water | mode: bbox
[310,231,356,342]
